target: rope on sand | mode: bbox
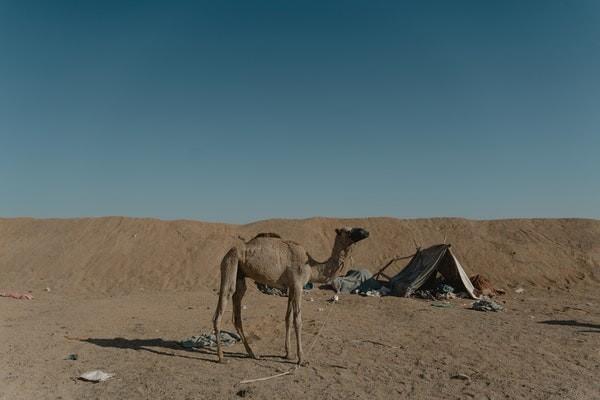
[237,299,335,385]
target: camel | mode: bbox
[212,227,369,365]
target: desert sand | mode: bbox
[1,217,599,399]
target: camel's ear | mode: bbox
[335,228,341,235]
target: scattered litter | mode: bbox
[79,370,114,382]
[437,284,454,294]
[361,290,382,297]
[0,291,33,300]
[65,354,78,361]
[413,283,463,300]
[431,301,453,308]
[242,305,247,310]
[358,286,391,297]
[451,373,471,381]
[256,281,312,296]
[515,287,525,294]
[414,289,435,300]
[317,307,324,312]
[327,295,339,303]
[238,370,292,385]
[471,298,504,312]
[44,287,51,292]
[437,291,456,300]
[256,282,287,297]
[180,331,240,349]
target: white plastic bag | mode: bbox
[79,370,114,382]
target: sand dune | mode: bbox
[1,217,599,294]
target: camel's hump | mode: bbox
[250,232,282,240]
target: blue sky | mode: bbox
[1,0,598,222]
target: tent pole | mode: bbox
[373,253,416,280]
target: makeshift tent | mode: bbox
[388,244,478,299]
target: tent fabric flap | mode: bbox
[389,244,478,299]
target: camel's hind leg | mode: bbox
[232,276,258,359]
[213,247,238,363]
[284,294,293,359]
[291,283,304,365]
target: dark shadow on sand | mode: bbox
[81,337,294,363]
[539,320,600,332]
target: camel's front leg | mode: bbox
[284,292,293,359]
[292,284,304,365]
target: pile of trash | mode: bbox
[180,331,240,349]
[359,286,391,297]
[413,282,470,300]
[256,282,288,297]
[471,298,504,312]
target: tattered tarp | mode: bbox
[332,269,381,293]
[390,244,478,299]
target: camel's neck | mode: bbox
[308,237,350,283]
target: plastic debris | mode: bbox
[79,370,113,382]
[358,286,391,297]
[256,282,287,297]
[327,295,339,303]
[361,290,380,297]
[65,354,78,361]
[180,331,240,349]
[472,298,504,312]
[515,287,525,294]
[436,284,455,294]
[451,373,471,381]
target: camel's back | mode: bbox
[241,237,308,286]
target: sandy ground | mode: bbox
[2,286,599,400]
[1,217,599,399]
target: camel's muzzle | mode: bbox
[350,228,369,242]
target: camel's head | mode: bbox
[335,227,370,246]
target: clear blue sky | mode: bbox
[1,1,598,223]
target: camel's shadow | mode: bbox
[539,320,600,333]
[81,337,293,363]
